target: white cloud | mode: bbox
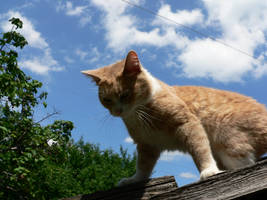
[159,151,187,162]
[189,0,267,82]
[56,1,90,26]
[0,11,63,75]
[64,56,74,64]
[124,136,134,144]
[20,49,63,75]
[65,1,87,16]
[153,4,204,27]
[177,0,267,82]
[254,55,267,78]
[75,48,88,60]
[75,47,101,64]
[20,59,51,75]
[91,0,267,83]
[88,47,101,63]
[90,0,130,15]
[79,15,92,27]
[56,1,87,16]
[178,38,254,82]
[204,0,267,32]
[90,0,189,52]
[179,172,198,179]
[0,11,48,49]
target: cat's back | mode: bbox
[172,85,267,123]
[174,85,255,102]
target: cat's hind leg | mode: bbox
[215,129,257,170]
[217,151,255,170]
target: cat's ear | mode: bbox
[123,50,141,77]
[81,69,102,84]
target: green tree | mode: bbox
[0,17,74,199]
[0,18,136,200]
[41,138,136,199]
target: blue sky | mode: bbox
[1,0,267,186]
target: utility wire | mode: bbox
[121,0,260,61]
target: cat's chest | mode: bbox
[123,114,181,150]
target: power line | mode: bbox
[121,0,259,61]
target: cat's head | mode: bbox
[82,50,154,118]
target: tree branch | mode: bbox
[35,110,60,124]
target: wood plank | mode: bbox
[63,158,267,200]
[62,176,178,200]
[152,158,267,200]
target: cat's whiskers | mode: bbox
[135,110,152,135]
[135,107,160,136]
[136,109,156,130]
[137,105,163,123]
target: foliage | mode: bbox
[41,139,136,199]
[0,18,136,200]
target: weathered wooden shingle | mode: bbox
[63,158,267,200]
[63,176,177,200]
[152,158,267,200]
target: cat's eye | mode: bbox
[103,97,112,105]
[120,91,130,101]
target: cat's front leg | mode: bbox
[118,143,160,187]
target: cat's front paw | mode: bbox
[200,166,223,180]
[117,177,139,187]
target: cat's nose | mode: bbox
[113,107,123,116]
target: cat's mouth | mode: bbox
[111,111,122,117]
[110,108,124,117]
[110,108,132,118]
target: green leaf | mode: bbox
[0,126,8,132]
[43,102,47,108]
[9,18,23,29]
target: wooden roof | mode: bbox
[63,158,267,200]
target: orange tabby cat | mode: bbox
[82,50,267,186]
